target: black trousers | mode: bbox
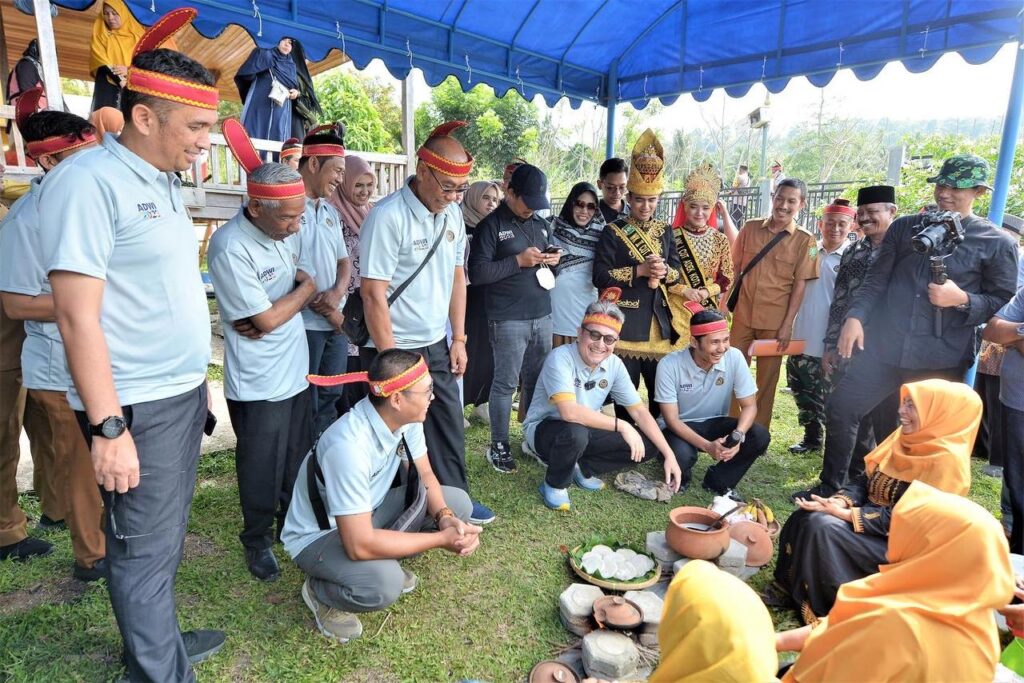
[1002,404,1024,554]
[618,355,659,419]
[661,417,770,493]
[534,418,657,489]
[361,340,468,492]
[975,373,1005,467]
[227,388,311,551]
[820,353,963,494]
[77,384,207,683]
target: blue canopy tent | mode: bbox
[52,0,1024,221]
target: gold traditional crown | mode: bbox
[627,129,665,196]
[682,163,721,206]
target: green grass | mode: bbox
[0,386,1004,682]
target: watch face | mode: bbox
[101,416,127,439]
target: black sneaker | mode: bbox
[73,557,108,582]
[182,629,226,665]
[486,441,516,473]
[36,515,66,532]
[0,536,54,562]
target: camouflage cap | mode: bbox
[926,154,993,190]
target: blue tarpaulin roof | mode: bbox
[56,0,1023,107]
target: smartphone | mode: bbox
[204,410,218,436]
[543,245,562,254]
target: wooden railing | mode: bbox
[1,105,410,218]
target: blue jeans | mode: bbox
[488,316,552,443]
[306,329,349,439]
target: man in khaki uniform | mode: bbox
[728,178,819,429]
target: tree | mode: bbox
[415,77,539,179]
[314,70,400,153]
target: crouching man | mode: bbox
[522,300,682,511]
[655,306,770,497]
[282,349,482,642]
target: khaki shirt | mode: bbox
[731,217,819,329]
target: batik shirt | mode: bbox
[824,237,880,354]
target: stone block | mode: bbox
[647,577,671,601]
[646,531,682,566]
[624,590,664,629]
[555,645,587,680]
[582,630,640,681]
[672,557,694,575]
[717,538,748,569]
[559,583,604,636]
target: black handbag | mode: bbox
[342,217,448,346]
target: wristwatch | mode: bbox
[730,429,746,444]
[89,415,127,439]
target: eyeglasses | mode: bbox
[403,383,435,398]
[574,200,598,212]
[582,326,619,345]
[427,167,470,196]
[603,184,627,194]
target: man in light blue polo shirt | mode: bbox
[35,38,225,680]
[359,123,494,524]
[208,162,319,582]
[523,300,681,510]
[297,126,351,438]
[655,308,769,495]
[787,200,854,454]
[0,107,105,578]
[283,349,481,643]
[983,286,1024,554]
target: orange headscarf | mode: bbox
[784,481,1013,682]
[862,378,979,495]
[89,0,145,77]
[90,106,124,138]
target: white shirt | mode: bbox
[792,239,850,358]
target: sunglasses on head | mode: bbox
[574,200,598,212]
[582,326,618,345]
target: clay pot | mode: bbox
[529,660,581,683]
[592,595,643,630]
[730,520,774,566]
[665,506,732,560]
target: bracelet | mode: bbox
[451,336,467,344]
[433,506,455,525]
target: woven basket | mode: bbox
[567,545,662,591]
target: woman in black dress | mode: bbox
[769,378,982,623]
[461,181,502,415]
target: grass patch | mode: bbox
[207,363,224,382]
[0,385,1004,681]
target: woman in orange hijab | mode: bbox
[89,0,145,111]
[778,480,1013,682]
[768,378,980,622]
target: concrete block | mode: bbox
[717,538,748,569]
[582,630,640,681]
[559,583,604,636]
[647,577,671,601]
[624,590,664,629]
[672,557,694,575]
[646,531,682,566]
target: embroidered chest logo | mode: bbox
[412,238,430,251]
[397,441,408,459]
[498,230,515,241]
[257,266,278,284]
[573,378,581,388]
[715,377,725,386]
[136,202,161,220]
[598,379,608,389]
[679,382,694,393]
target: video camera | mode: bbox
[911,210,965,256]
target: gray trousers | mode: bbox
[78,384,207,683]
[294,485,472,613]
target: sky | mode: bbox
[353,42,1020,141]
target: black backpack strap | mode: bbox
[400,436,419,509]
[306,440,332,531]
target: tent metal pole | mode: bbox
[605,59,618,159]
[989,41,1023,227]
[32,0,64,111]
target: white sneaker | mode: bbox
[472,403,491,425]
[301,578,363,643]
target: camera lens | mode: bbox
[911,235,933,254]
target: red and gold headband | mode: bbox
[280,138,302,161]
[302,124,346,158]
[416,121,474,179]
[16,87,98,159]
[223,118,306,201]
[684,301,728,337]
[308,356,429,398]
[824,199,856,218]
[124,9,219,111]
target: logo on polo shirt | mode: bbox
[137,202,161,220]
[498,230,515,241]
[573,378,581,388]
[446,230,455,242]
[397,441,408,458]
[599,379,608,389]
[679,382,694,393]
[715,377,725,386]
[257,266,277,284]
[413,238,430,251]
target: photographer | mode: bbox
[801,155,1018,498]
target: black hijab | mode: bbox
[558,181,601,226]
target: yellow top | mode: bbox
[863,378,979,496]
[650,560,779,683]
[90,0,145,78]
[784,481,1013,683]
